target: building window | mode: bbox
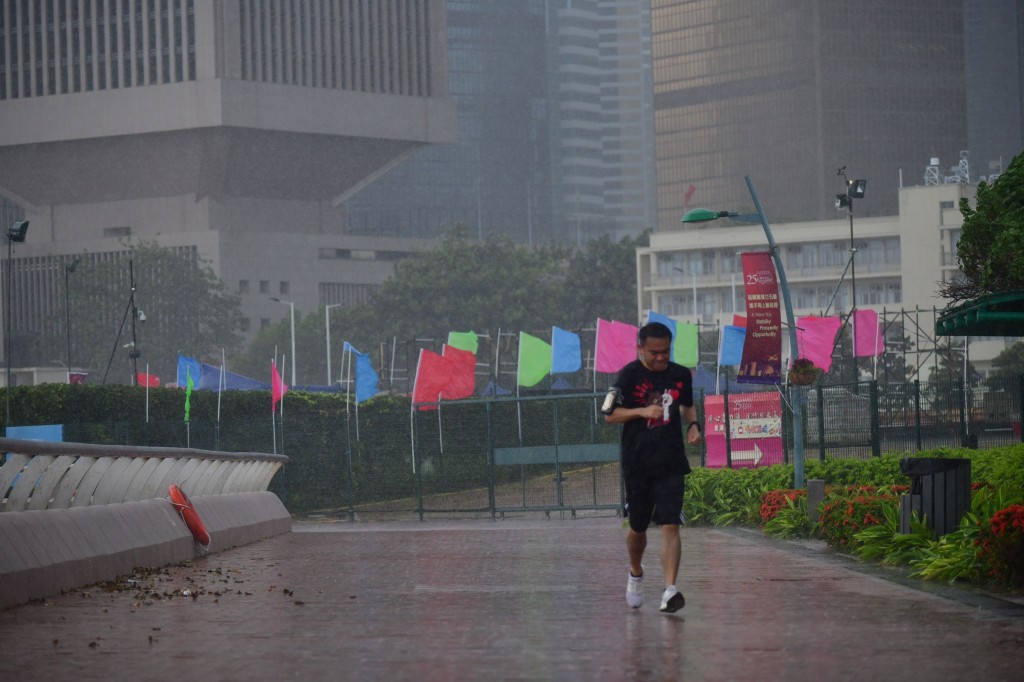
[940,200,955,210]
[259,280,270,294]
[239,280,250,294]
[280,281,290,295]
[240,317,251,332]
[103,226,131,238]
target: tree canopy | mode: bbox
[232,228,648,383]
[941,151,1024,303]
[69,242,243,385]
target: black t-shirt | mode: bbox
[614,359,694,478]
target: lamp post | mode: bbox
[64,258,80,382]
[5,220,29,428]
[271,297,296,386]
[681,177,805,487]
[325,303,343,385]
[835,170,866,384]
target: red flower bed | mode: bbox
[976,504,1024,588]
[758,489,806,526]
[818,491,897,549]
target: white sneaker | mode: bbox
[660,585,685,613]
[626,569,644,609]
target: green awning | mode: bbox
[935,290,1024,337]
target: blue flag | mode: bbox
[551,326,582,374]
[177,354,202,389]
[344,342,379,404]
[719,325,746,367]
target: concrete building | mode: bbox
[0,1,457,367]
[636,181,1012,376]
[650,0,968,231]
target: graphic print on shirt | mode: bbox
[632,379,680,429]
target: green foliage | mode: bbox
[761,495,812,539]
[817,488,897,550]
[986,342,1024,387]
[944,150,1024,302]
[232,228,649,380]
[804,454,908,487]
[68,241,243,383]
[683,465,794,526]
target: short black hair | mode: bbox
[638,322,673,344]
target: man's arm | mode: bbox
[604,403,662,425]
[680,403,702,445]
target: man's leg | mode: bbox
[627,528,647,577]
[660,523,680,587]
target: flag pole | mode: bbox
[217,348,225,423]
[144,363,150,423]
[516,332,523,443]
[280,354,286,456]
[348,348,359,441]
[271,358,277,455]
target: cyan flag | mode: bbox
[344,342,379,404]
[551,326,582,373]
[177,354,202,389]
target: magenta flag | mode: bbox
[796,316,843,372]
[738,253,782,384]
[853,309,883,358]
[595,318,638,373]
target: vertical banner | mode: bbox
[738,252,782,384]
[703,392,783,468]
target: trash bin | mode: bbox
[898,457,971,537]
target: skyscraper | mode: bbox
[651,0,968,230]
[343,0,658,244]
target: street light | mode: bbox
[5,220,29,428]
[836,168,866,384]
[271,297,296,386]
[65,257,80,382]
[325,303,344,386]
[681,177,806,488]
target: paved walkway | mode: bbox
[2,518,1023,681]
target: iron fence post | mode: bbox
[914,379,922,452]
[817,386,825,461]
[723,388,732,468]
[870,380,880,457]
[486,401,495,520]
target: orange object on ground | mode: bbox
[168,484,211,547]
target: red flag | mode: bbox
[733,314,747,328]
[136,372,161,388]
[684,183,696,208]
[412,349,453,410]
[271,360,288,413]
[442,345,476,399]
[68,372,88,385]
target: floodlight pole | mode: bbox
[744,176,805,489]
[847,197,858,384]
[5,234,12,426]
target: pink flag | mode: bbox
[853,309,884,358]
[442,344,477,399]
[796,316,843,372]
[733,314,747,328]
[271,360,288,413]
[595,319,638,373]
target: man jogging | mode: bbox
[604,322,701,613]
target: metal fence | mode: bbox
[28,376,1024,518]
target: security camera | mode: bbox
[137,309,146,322]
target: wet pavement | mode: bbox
[1,517,1023,681]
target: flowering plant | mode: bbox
[976,504,1024,588]
[818,489,897,549]
[758,489,806,526]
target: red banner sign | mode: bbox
[738,252,782,384]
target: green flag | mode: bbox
[517,332,552,387]
[675,322,699,368]
[447,330,478,354]
[184,369,194,422]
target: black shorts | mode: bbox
[623,472,686,533]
